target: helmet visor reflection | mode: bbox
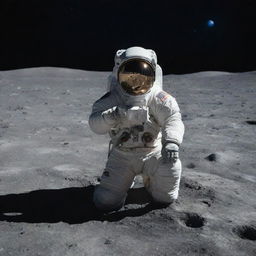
[118,59,155,95]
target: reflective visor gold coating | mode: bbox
[118,59,155,96]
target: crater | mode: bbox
[246,120,256,125]
[233,225,256,241]
[182,213,206,228]
[181,177,216,203]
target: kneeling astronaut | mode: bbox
[89,46,185,212]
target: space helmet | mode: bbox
[108,46,162,106]
[118,58,155,96]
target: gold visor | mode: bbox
[118,59,155,96]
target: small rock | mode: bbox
[104,239,111,245]
[205,153,218,162]
[0,123,9,128]
[202,200,211,207]
[187,163,196,169]
[14,105,24,111]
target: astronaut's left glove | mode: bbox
[161,143,179,163]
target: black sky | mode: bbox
[0,0,255,74]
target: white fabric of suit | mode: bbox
[89,47,185,212]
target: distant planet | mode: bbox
[207,19,215,27]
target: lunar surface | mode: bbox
[0,67,255,256]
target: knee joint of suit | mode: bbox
[93,186,125,212]
[151,191,176,204]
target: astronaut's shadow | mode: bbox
[0,185,162,224]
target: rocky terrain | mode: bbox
[0,68,255,255]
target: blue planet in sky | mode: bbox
[207,20,215,27]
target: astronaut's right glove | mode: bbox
[112,106,127,122]
[103,106,127,125]
[161,142,179,163]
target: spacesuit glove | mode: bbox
[110,106,127,123]
[161,143,179,163]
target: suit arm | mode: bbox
[88,92,118,134]
[153,92,185,146]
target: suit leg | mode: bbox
[143,153,182,204]
[93,149,136,212]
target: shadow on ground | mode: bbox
[0,186,164,224]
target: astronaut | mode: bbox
[89,46,185,212]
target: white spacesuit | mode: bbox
[89,46,185,212]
